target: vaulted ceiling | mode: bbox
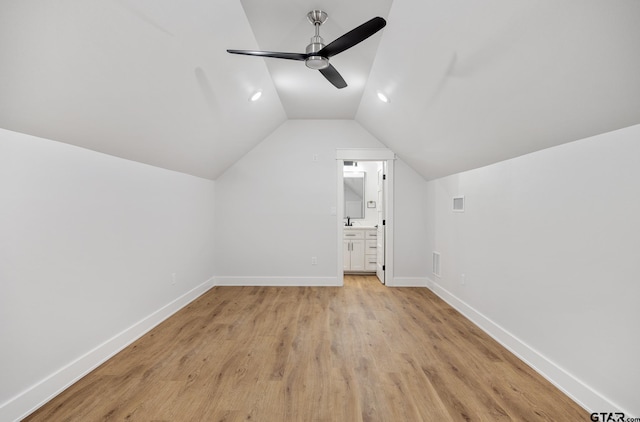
[1,0,639,181]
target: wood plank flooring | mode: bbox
[24,275,588,421]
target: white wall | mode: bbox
[214,120,428,285]
[393,159,430,283]
[425,124,640,416]
[0,128,216,421]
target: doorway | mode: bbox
[336,148,395,287]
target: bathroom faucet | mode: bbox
[346,216,351,226]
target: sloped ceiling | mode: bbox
[1,0,639,181]
[357,0,640,179]
[0,0,286,180]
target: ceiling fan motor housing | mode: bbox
[305,38,329,69]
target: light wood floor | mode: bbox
[25,275,588,421]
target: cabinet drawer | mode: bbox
[344,230,365,240]
[365,257,377,271]
[365,239,377,253]
[365,230,377,239]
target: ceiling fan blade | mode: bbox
[227,50,307,61]
[318,17,386,58]
[319,64,347,89]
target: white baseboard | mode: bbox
[425,277,627,416]
[388,277,429,287]
[214,276,340,286]
[2,277,215,422]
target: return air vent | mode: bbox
[432,252,441,277]
[453,196,465,212]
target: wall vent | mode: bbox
[432,252,441,277]
[453,196,465,212]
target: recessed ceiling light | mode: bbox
[250,91,262,102]
[377,91,389,103]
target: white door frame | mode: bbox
[376,166,385,284]
[336,148,395,286]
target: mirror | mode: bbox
[344,172,365,219]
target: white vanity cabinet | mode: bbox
[344,228,377,272]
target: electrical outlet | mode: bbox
[171,273,177,285]
[311,257,317,265]
[460,273,466,285]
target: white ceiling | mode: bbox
[357,0,640,180]
[1,0,639,181]
[0,0,287,179]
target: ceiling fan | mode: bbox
[227,10,386,89]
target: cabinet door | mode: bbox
[343,240,352,270]
[350,239,365,271]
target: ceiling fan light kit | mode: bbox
[227,10,386,89]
